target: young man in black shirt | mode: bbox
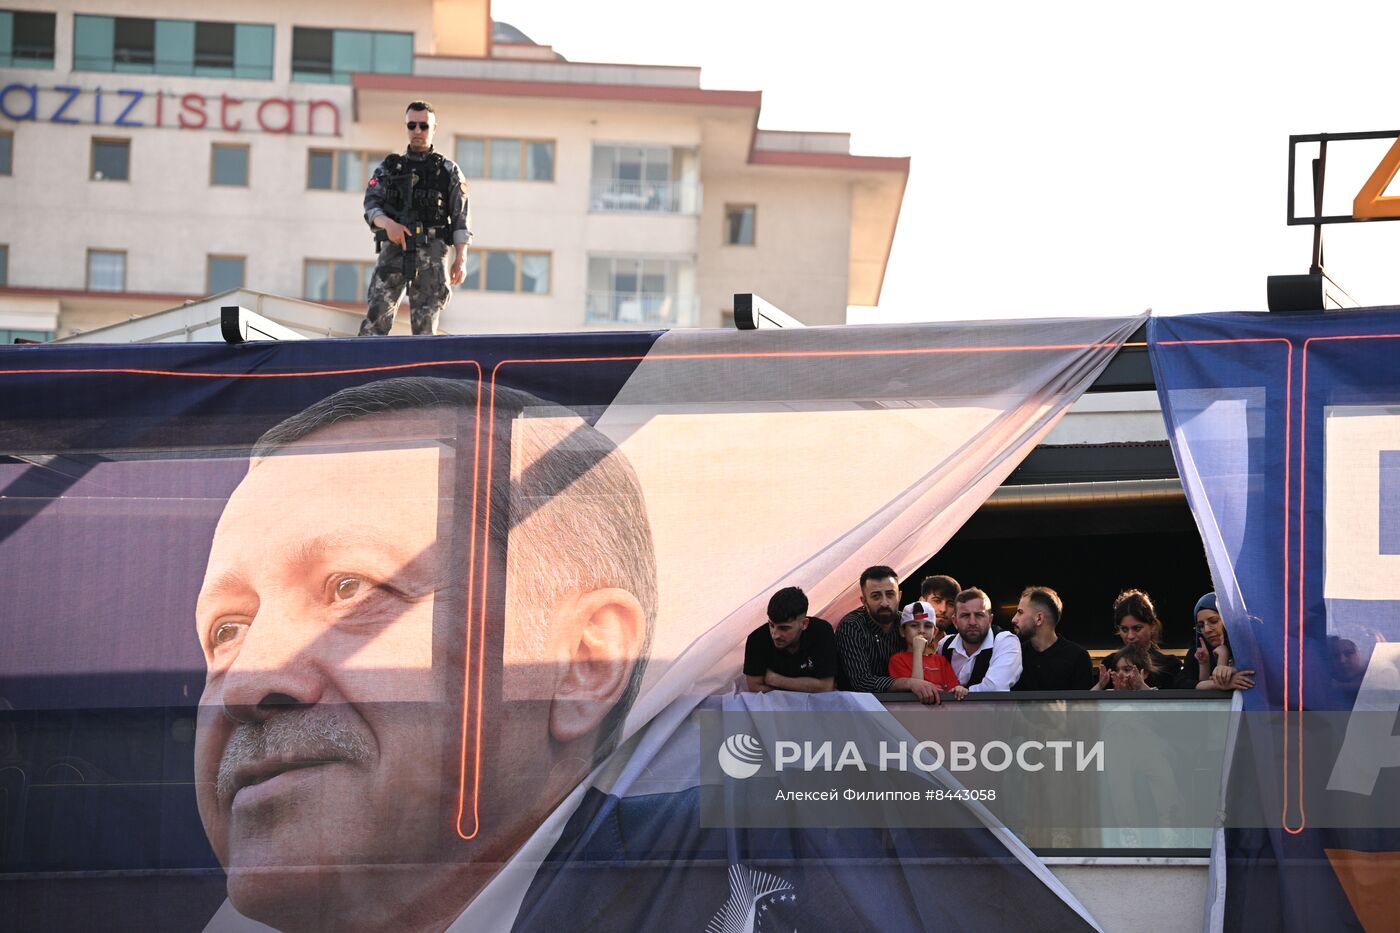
[1010,585,1094,691]
[743,586,837,693]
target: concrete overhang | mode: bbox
[353,72,762,117]
[53,289,407,342]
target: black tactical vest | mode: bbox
[381,151,452,233]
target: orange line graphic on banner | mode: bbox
[1157,338,1300,830]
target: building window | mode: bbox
[455,137,554,181]
[0,10,55,68]
[1,328,53,343]
[525,141,554,182]
[591,144,700,213]
[485,251,516,291]
[195,21,234,71]
[0,131,11,175]
[87,250,126,292]
[586,256,696,325]
[304,259,374,303]
[210,143,249,186]
[489,141,520,180]
[307,149,377,191]
[0,243,7,285]
[724,204,756,246]
[207,255,246,293]
[72,15,273,78]
[91,138,130,181]
[113,16,155,68]
[291,27,412,84]
[457,250,550,295]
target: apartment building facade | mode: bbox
[0,0,907,338]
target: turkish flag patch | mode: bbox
[368,177,378,187]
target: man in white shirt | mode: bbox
[939,587,1023,698]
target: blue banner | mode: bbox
[1150,308,1400,931]
[1,318,1138,932]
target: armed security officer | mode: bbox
[359,101,471,336]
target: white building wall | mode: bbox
[424,98,704,334]
[0,0,899,338]
[698,169,852,328]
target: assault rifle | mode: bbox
[373,169,422,285]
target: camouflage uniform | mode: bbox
[359,146,471,336]
[362,238,452,336]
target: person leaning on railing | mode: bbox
[1174,592,1254,691]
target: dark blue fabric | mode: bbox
[0,331,661,901]
[513,786,1095,932]
[1150,308,1400,933]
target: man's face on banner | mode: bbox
[191,394,653,932]
[194,413,459,919]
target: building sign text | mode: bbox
[0,84,341,137]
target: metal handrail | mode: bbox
[589,179,701,214]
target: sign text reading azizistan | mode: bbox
[0,83,341,137]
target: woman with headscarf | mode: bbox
[1175,592,1254,691]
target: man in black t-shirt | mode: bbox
[1010,585,1094,691]
[743,586,837,693]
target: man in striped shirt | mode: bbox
[834,566,941,704]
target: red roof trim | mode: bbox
[354,73,761,108]
[756,129,851,138]
[749,151,911,173]
[417,52,702,72]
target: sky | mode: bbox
[494,0,1400,323]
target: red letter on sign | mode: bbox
[306,99,340,137]
[178,93,207,129]
[256,97,294,134]
[220,94,243,131]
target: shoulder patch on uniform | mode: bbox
[460,179,470,197]
[368,177,378,187]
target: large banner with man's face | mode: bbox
[0,318,1139,932]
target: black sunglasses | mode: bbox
[406,121,431,130]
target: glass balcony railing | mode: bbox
[585,291,698,327]
[589,179,701,214]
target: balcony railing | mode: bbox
[589,179,701,214]
[585,290,697,327]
